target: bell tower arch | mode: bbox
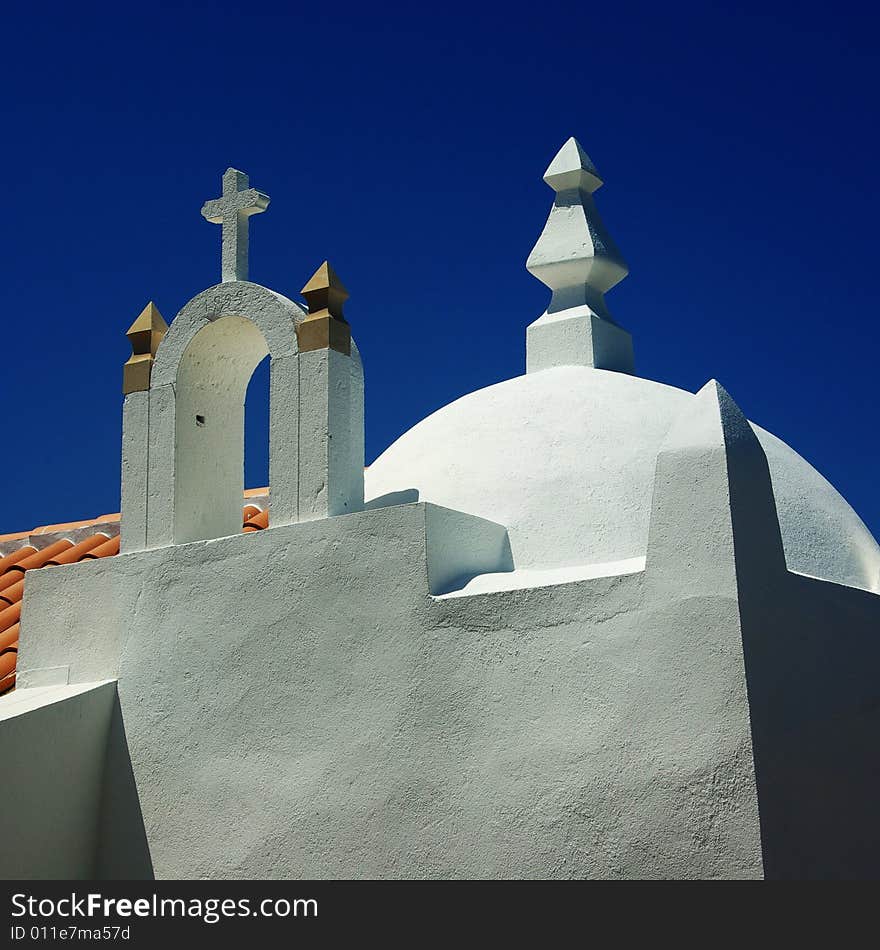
[119,169,364,552]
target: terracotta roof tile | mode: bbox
[0,601,22,637]
[80,535,121,560]
[0,623,19,652]
[243,508,269,531]
[0,578,24,608]
[0,650,16,681]
[0,546,37,574]
[46,533,112,566]
[13,539,75,572]
[0,572,22,595]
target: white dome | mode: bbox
[365,367,880,593]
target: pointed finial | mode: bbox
[543,137,603,193]
[301,261,349,319]
[525,136,633,374]
[123,302,168,394]
[527,137,627,316]
[297,261,351,355]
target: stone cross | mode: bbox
[201,168,270,282]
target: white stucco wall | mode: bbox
[121,281,367,551]
[298,348,355,519]
[526,310,634,374]
[10,407,880,880]
[18,502,767,879]
[174,315,268,543]
[7,366,879,880]
[0,681,116,879]
[365,367,880,592]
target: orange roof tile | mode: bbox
[0,622,19,653]
[243,508,269,532]
[46,533,112,566]
[0,572,21,595]
[14,540,75,572]
[81,535,121,560]
[0,601,22,643]
[0,578,24,608]
[0,651,16,681]
[0,546,36,574]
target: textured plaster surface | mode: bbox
[298,348,354,519]
[0,681,115,879]
[18,501,769,879]
[525,137,631,372]
[437,556,645,598]
[120,390,149,551]
[645,380,787,602]
[174,315,268,543]
[366,367,880,593]
[145,282,303,547]
[151,282,302,389]
[12,375,880,878]
[9,149,880,880]
[200,168,269,284]
[526,309,634,374]
[124,281,365,550]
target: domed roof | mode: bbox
[365,367,880,594]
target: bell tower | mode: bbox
[119,170,365,552]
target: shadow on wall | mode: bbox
[684,380,880,878]
[95,692,154,880]
[741,572,880,879]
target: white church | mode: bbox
[2,138,879,879]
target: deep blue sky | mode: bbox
[1,1,877,537]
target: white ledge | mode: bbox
[435,556,645,599]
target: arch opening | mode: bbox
[174,315,269,544]
[244,354,270,498]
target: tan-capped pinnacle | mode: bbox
[297,261,351,355]
[123,301,168,394]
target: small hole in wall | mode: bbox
[196,414,206,427]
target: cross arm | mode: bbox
[238,188,270,216]
[200,198,225,223]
